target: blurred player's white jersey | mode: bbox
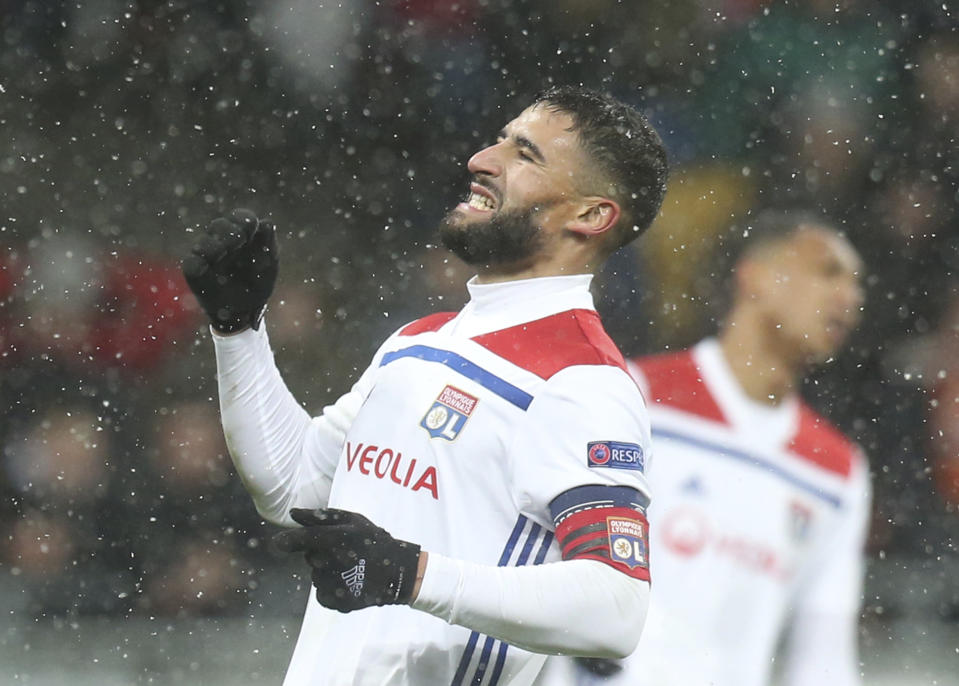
[281,276,652,686]
[575,338,870,686]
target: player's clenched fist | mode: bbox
[182,208,278,333]
[274,508,422,613]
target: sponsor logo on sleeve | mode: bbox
[607,516,648,569]
[421,385,478,441]
[587,441,645,472]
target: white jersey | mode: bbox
[571,338,870,686]
[215,275,654,686]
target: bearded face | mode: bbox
[439,104,593,274]
[439,200,548,271]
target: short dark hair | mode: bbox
[722,208,839,267]
[711,208,842,316]
[534,85,668,250]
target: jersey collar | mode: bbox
[692,337,800,448]
[447,274,595,338]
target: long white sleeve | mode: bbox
[781,456,871,686]
[212,323,369,526]
[412,555,649,658]
[780,611,860,686]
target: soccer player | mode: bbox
[181,86,668,685]
[570,210,871,686]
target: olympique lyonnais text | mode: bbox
[436,386,478,415]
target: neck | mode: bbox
[474,263,593,284]
[718,312,802,406]
[473,245,601,284]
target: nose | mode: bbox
[467,141,504,178]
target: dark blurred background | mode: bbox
[1,0,957,682]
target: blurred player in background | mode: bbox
[569,210,871,686]
[181,86,668,686]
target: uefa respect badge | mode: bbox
[587,440,646,472]
[421,385,478,441]
[607,516,648,570]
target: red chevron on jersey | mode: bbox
[787,404,859,479]
[399,312,457,336]
[633,351,728,424]
[471,309,626,379]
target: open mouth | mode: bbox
[464,182,498,212]
[467,192,495,211]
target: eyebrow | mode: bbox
[498,129,546,164]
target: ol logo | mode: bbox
[788,500,814,543]
[607,516,649,570]
[421,385,479,441]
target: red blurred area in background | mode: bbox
[0,246,200,374]
[88,254,198,371]
[389,0,481,31]
[928,296,959,506]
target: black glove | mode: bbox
[574,657,624,678]
[181,208,278,333]
[274,508,422,612]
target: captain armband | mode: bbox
[549,484,650,581]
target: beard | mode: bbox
[438,204,546,271]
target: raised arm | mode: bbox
[182,209,365,525]
[213,325,368,525]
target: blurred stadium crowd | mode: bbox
[1,0,958,638]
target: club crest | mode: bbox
[788,500,814,543]
[607,516,649,569]
[421,385,478,441]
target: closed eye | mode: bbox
[494,129,546,164]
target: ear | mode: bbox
[565,197,621,238]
